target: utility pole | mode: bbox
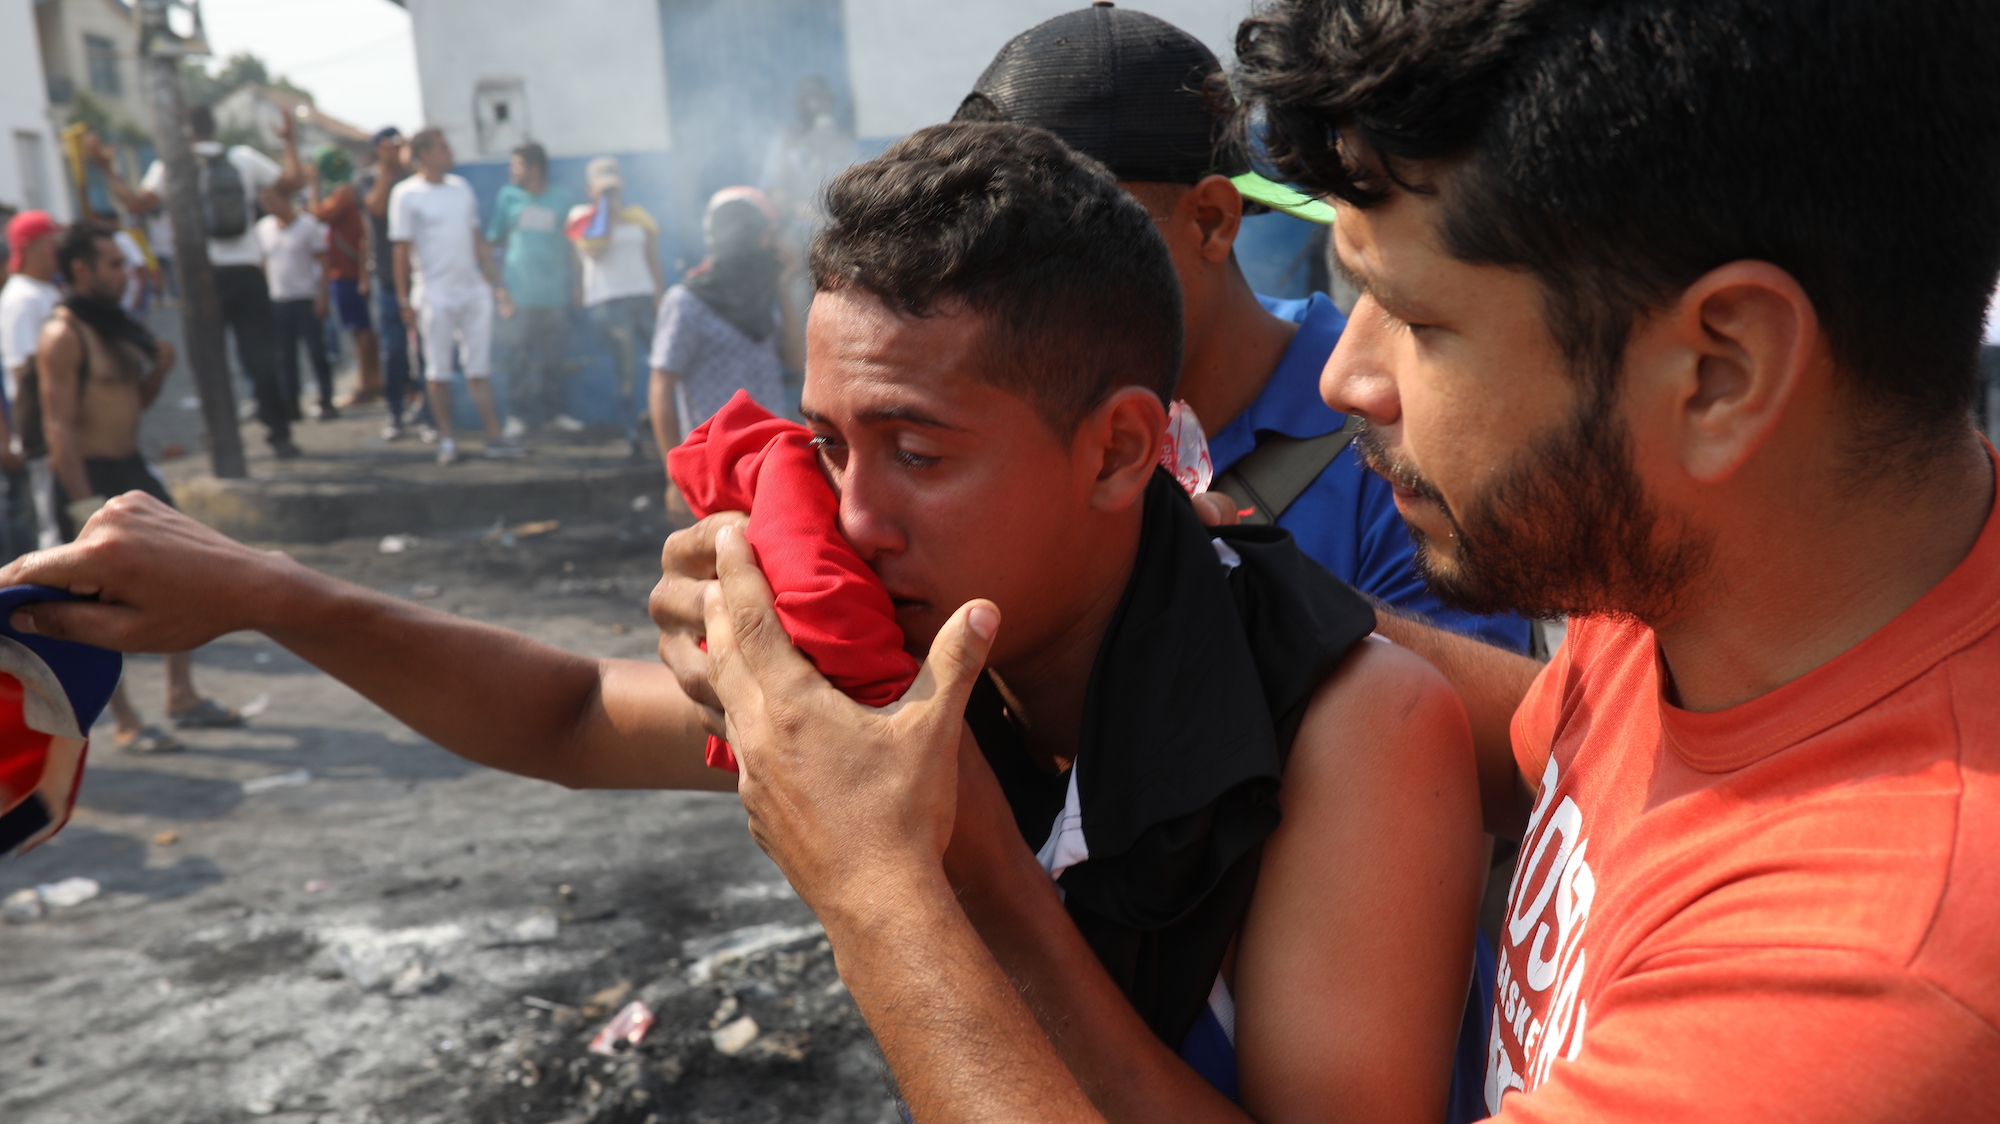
[135,0,246,478]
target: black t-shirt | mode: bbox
[350,166,407,285]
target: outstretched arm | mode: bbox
[0,496,727,792]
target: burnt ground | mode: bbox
[0,509,901,1124]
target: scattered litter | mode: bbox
[510,520,561,538]
[588,1000,657,1056]
[303,879,331,894]
[630,494,651,511]
[683,921,825,983]
[709,995,739,1027]
[748,1031,810,1062]
[481,517,513,547]
[3,887,44,922]
[246,1099,277,1116]
[38,877,100,908]
[238,693,271,717]
[242,769,311,794]
[710,1015,760,1056]
[823,978,849,998]
[556,883,576,901]
[583,980,632,1017]
[410,584,442,599]
[521,995,573,1013]
[152,830,179,846]
[323,921,464,991]
[388,956,448,998]
[488,912,559,945]
[178,395,201,410]
[377,534,419,554]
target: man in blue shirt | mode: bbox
[486,142,578,432]
[954,10,1529,657]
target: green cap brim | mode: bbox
[1231,173,1337,225]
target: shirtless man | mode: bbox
[37,224,239,749]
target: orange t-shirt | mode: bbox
[1489,464,2000,1121]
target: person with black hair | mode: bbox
[0,122,1486,1121]
[33,224,241,750]
[487,142,576,432]
[94,103,306,459]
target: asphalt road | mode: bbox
[0,515,898,1124]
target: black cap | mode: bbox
[954,3,1245,184]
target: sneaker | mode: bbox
[270,438,303,460]
[436,438,459,466]
[482,437,530,460]
[418,425,440,445]
[502,415,528,440]
[550,414,586,433]
[381,421,406,442]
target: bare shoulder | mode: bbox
[1285,634,1476,801]
[38,310,80,355]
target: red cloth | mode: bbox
[667,391,922,770]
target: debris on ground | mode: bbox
[378,534,419,554]
[241,768,312,794]
[238,693,272,718]
[4,886,45,921]
[588,1000,658,1056]
[711,1015,760,1056]
[37,877,101,908]
[152,829,179,846]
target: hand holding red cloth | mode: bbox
[666,391,922,770]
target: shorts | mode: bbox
[329,278,371,332]
[51,453,174,543]
[418,288,494,382]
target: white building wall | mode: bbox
[841,0,1258,140]
[2,0,71,219]
[403,0,673,161]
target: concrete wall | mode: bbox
[840,0,1258,141]
[402,0,672,161]
[3,0,71,218]
[35,0,150,136]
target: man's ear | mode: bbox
[1082,387,1168,512]
[1182,174,1245,265]
[1630,260,1819,484]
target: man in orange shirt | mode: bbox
[652,0,2000,1120]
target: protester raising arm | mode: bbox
[0,496,726,792]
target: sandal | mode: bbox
[114,726,185,754]
[169,698,245,730]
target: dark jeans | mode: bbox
[504,305,572,427]
[372,281,429,427]
[589,294,653,439]
[272,298,334,410]
[213,265,291,445]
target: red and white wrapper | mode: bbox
[1159,400,1213,496]
[587,1000,657,1056]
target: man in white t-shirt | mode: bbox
[0,210,56,556]
[389,128,523,465]
[92,106,305,459]
[255,188,335,420]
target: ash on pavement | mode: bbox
[0,511,898,1124]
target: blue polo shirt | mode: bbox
[1208,293,1532,653]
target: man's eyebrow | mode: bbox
[800,404,969,431]
[1330,245,1424,318]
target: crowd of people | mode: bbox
[4,0,2000,1121]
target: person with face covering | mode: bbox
[647,187,805,510]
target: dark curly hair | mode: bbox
[1235,0,2000,450]
[811,121,1182,434]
